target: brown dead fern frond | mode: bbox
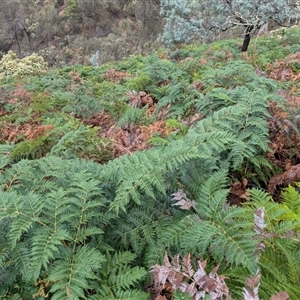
[150,252,231,300]
[103,68,131,84]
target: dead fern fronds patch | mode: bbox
[150,253,231,300]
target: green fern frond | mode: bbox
[92,289,148,300]
[48,246,106,300]
[61,92,103,119]
[50,125,113,162]
[193,169,229,216]
[142,54,186,83]
[156,171,258,273]
[117,105,149,127]
[110,206,172,256]
[249,188,300,229]
[0,154,10,168]
[179,56,203,76]
[160,211,257,272]
[156,80,197,117]
[196,86,241,115]
[241,155,276,186]
[276,241,300,284]
[246,188,300,299]
[126,72,153,91]
[110,251,137,267]
[104,150,166,213]
[29,227,71,281]
[95,251,147,299]
[10,135,51,161]
[110,265,147,290]
[200,60,255,89]
[0,143,14,168]
[1,192,43,248]
[259,246,300,298]
[0,156,113,298]
[195,88,270,171]
[5,294,23,300]
[9,243,31,281]
[281,184,300,219]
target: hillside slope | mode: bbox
[1,27,300,299]
[0,0,162,67]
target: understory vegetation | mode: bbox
[1,26,300,299]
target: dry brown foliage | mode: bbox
[68,70,83,83]
[243,272,261,300]
[150,253,231,300]
[83,111,174,157]
[126,90,154,108]
[271,291,289,300]
[192,80,205,92]
[9,84,32,104]
[268,164,300,195]
[33,278,51,298]
[171,189,197,210]
[103,68,131,84]
[83,111,115,131]
[266,52,300,82]
[1,123,55,143]
[266,97,300,196]
[228,178,250,205]
[66,70,85,92]
[107,120,173,157]
[267,101,295,170]
[6,85,51,119]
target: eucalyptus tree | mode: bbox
[160,0,300,51]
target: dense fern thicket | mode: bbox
[1,27,300,299]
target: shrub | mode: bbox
[0,51,48,79]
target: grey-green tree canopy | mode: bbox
[160,0,300,51]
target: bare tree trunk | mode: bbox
[241,33,251,52]
[241,25,254,52]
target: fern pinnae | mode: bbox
[162,142,203,171]
[193,170,229,216]
[29,227,71,281]
[111,251,137,268]
[48,246,105,300]
[281,184,300,216]
[10,242,31,281]
[109,180,141,213]
[195,87,238,115]
[275,240,300,284]
[94,289,149,300]
[229,141,258,170]
[159,214,199,250]
[182,253,194,277]
[197,188,230,220]
[4,192,47,248]
[0,144,13,169]
[110,264,147,290]
[95,251,148,300]
[161,171,258,272]
[177,212,257,272]
[106,150,167,213]
[111,206,171,256]
[210,214,257,270]
[44,188,70,227]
